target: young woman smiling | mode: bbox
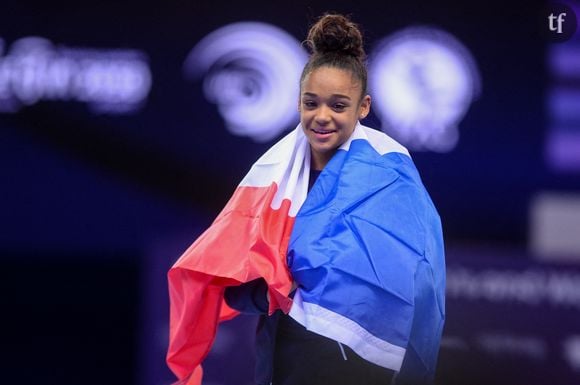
[167,13,446,385]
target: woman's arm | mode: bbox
[224,278,269,314]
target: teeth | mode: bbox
[313,129,333,134]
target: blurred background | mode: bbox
[1,0,579,384]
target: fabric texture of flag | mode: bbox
[166,123,445,385]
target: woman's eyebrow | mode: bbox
[302,92,351,100]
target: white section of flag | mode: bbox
[290,290,406,371]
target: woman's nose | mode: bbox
[315,105,331,124]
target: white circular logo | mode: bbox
[184,22,308,142]
[369,27,481,152]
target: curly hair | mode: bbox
[300,13,368,98]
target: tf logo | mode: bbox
[542,2,578,42]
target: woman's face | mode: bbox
[299,66,371,170]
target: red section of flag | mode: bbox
[167,183,295,383]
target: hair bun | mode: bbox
[307,14,365,60]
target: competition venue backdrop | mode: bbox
[1,0,580,384]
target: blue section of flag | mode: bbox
[288,138,445,382]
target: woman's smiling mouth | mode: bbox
[311,128,337,135]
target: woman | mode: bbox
[167,13,445,385]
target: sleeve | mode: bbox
[224,278,269,315]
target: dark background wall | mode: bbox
[1,0,579,384]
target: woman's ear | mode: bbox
[359,94,371,119]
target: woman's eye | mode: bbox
[303,101,316,108]
[334,104,346,110]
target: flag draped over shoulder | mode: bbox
[166,123,445,385]
[167,127,311,384]
[288,124,445,384]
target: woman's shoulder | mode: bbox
[360,124,410,157]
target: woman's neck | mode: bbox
[310,149,333,171]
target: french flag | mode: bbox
[167,123,445,384]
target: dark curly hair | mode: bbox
[300,13,367,99]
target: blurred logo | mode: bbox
[477,332,547,361]
[185,23,482,150]
[369,27,480,152]
[184,22,307,142]
[446,266,580,309]
[0,37,151,114]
